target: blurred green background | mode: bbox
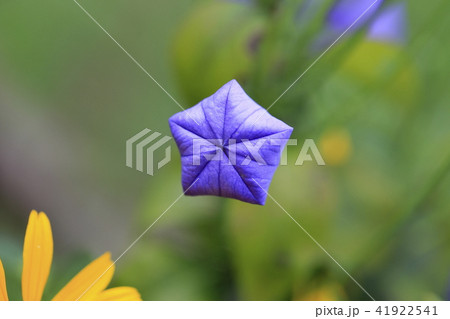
[0,0,449,300]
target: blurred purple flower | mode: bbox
[313,0,407,50]
[367,3,407,44]
[169,80,293,205]
[326,0,384,33]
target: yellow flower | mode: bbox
[0,210,141,301]
[294,283,346,301]
[319,128,353,166]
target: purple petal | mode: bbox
[367,3,407,44]
[327,0,384,33]
[169,80,293,205]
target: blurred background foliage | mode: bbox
[0,0,449,300]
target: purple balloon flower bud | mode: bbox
[327,0,384,33]
[367,3,407,44]
[169,80,293,205]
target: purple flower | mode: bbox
[367,3,407,44]
[169,80,293,205]
[313,0,407,50]
[326,0,384,33]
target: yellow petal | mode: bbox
[52,252,115,301]
[0,259,9,301]
[95,287,142,301]
[22,210,53,301]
